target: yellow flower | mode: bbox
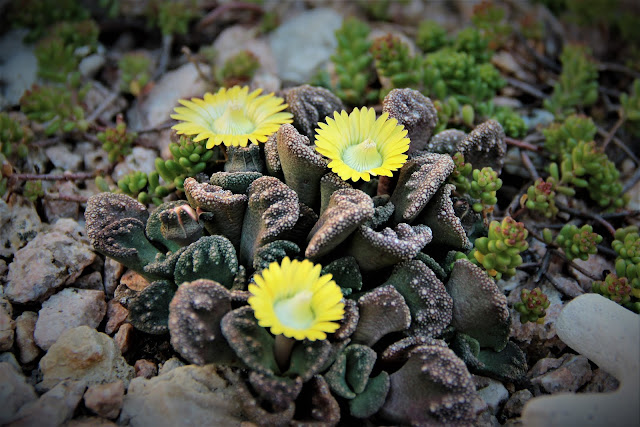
[171,86,293,148]
[248,257,345,341]
[314,107,410,182]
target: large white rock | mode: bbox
[522,294,640,427]
[0,29,38,109]
[269,8,343,84]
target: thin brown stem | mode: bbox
[601,114,625,150]
[86,91,119,124]
[552,249,603,281]
[9,172,96,183]
[504,76,549,99]
[596,127,639,164]
[197,1,263,30]
[555,203,617,237]
[505,137,542,152]
[520,151,540,180]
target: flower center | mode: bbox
[274,290,315,330]
[212,104,255,135]
[342,138,383,172]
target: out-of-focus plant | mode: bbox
[97,115,137,163]
[416,20,449,53]
[371,34,421,99]
[619,79,640,136]
[215,50,261,88]
[471,0,512,49]
[8,0,89,42]
[542,114,597,159]
[20,83,90,135]
[118,52,153,96]
[23,180,44,203]
[148,0,200,36]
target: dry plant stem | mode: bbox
[9,172,95,183]
[274,334,295,372]
[197,1,263,30]
[520,151,540,180]
[596,127,639,164]
[154,34,174,80]
[504,76,549,99]
[556,203,616,237]
[505,137,541,152]
[32,136,62,148]
[45,193,88,203]
[86,91,119,124]
[137,121,176,134]
[552,249,603,281]
[597,244,618,258]
[534,249,552,283]
[623,167,640,193]
[601,114,625,150]
[514,31,560,73]
[601,209,640,219]
[181,46,211,84]
[598,62,640,79]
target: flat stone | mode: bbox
[79,53,106,78]
[65,416,119,427]
[73,271,104,292]
[6,228,96,304]
[530,354,592,395]
[84,381,125,420]
[0,196,42,258]
[0,298,15,351]
[477,378,509,414]
[15,311,40,364]
[45,145,82,171]
[114,323,134,354]
[43,181,81,222]
[34,288,107,351]
[119,365,244,427]
[522,294,640,427]
[112,147,158,182]
[39,326,134,391]
[8,380,86,427]
[134,359,157,379]
[105,300,129,335]
[0,362,38,424]
[269,8,343,84]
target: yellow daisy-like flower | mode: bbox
[248,257,345,341]
[171,85,293,148]
[314,107,410,182]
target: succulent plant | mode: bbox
[449,152,473,194]
[468,166,502,214]
[20,83,90,135]
[215,50,260,88]
[542,114,597,159]
[0,113,32,162]
[8,0,90,42]
[555,224,603,261]
[155,135,222,191]
[521,177,559,218]
[97,115,137,163]
[118,52,153,96]
[620,79,640,136]
[454,27,492,63]
[371,34,421,99]
[592,274,633,306]
[514,287,550,324]
[416,20,449,53]
[613,226,640,293]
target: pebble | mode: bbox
[105,300,129,335]
[114,323,134,354]
[74,271,104,292]
[529,354,592,395]
[157,357,184,376]
[269,8,343,84]
[83,381,125,419]
[34,288,107,351]
[502,389,533,419]
[134,359,157,379]
[5,225,96,304]
[45,145,83,171]
[522,294,640,426]
[0,298,15,351]
[582,368,620,393]
[43,181,81,222]
[119,270,151,292]
[127,62,210,131]
[15,311,40,364]
[79,141,111,173]
[112,146,158,182]
[521,109,555,129]
[119,365,244,426]
[8,380,86,427]
[103,258,126,298]
[66,416,119,427]
[477,378,509,414]
[39,326,134,391]
[0,352,21,372]
[0,196,42,258]
[0,29,38,109]
[79,53,106,78]
[0,362,38,424]
[211,25,277,74]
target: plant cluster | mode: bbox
[468,166,502,214]
[19,83,90,135]
[554,223,603,261]
[619,78,640,136]
[542,114,597,159]
[514,287,550,324]
[471,0,512,49]
[612,226,640,293]
[7,0,90,42]
[84,86,527,425]
[416,20,449,53]
[148,0,200,36]
[214,50,261,88]
[97,115,137,163]
[116,171,170,206]
[155,136,223,191]
[118,52,153,96]
[371,34,421,99]
[520,178,559,218]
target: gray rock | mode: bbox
[119,365,244,427]
[0,352,21,372]
[45,145,83,171]
[79,54,106,78]
[34,288,107,350]
[83,381,125,419]
[112,146,158,182]
[8,380,86,427]
[39,326,134,391]
[0,362,38,424]
[503,389,533,419]
[43,181,81,222]
[73,271,104,291]
[522,294,640,427]
[15,311,40,364]
[477,378,509,414]
[6,227,96,304]
[522,109,555,129]
[582,368,619,393]
[269,8,343,84]
[103,258,125,299]
[530,353,592,394]
[127,62,210,131]
[65,416,119,427]
[0,196,42,258]
[0,298,15,351]
[78,142,111,173]
[157,357,184,376]
[212,25,276,74]
[0,29,38,109]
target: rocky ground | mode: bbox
[0,1,639,426]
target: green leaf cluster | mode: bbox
[620,79,640,136]
[155,136,222,191]
[118,52,153,96]
[555,223,602,261]
[521,178,558,218]
[592,273,635,310]
[416,20,449,53]
[542,114,597,159]
[117,171,170,206]
[0,113,32,161]
[7,0,89,42]
[371,34,421,99]
[149,0,200,36]
[469,166,502,214]
[20,83,90,135]
[514,287,550,324]
[215,50,261,88]
[613,226,640,293]
[448,152,472,194]
[97,117,137,163]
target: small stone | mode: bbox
[134,359,157,379]
[39,326,134,391]
[119,365,244,426]
[0,298,15,351]
[9,380,86,426]
[45,145,82,171]
[157,357,184,376]
[114,323,134,354]
[582,368,620,393]
[74,271,104,291]
[112,147,158,182]
[65,416,119,427]
[34,288,107,351]
[120,270,151,292]
[502,389,533,419]
[15,311,40,364]
[0,29,38,109]
[477,378,509,414]
[79,53,106,78]
[0,362,38,424]
[531,354,593,395]
[105,300,129,335]
[103,258,125,298]
[80,142,111,173]
[83,381,125,419]
[43,181,81,222]
[0,196,42,258]
[211,25,276,74]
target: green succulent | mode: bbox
[215,50,260,88]
[416,20,449,53]
[118,52,153,96]
[543,44,599,118]
[592,273,633,306]
[476,102,527,138]
[371,34,421,99]
[514,287,550,324]
[8,0,90,42]
[542,114,597,159]
[117,171,170,206]
[97,116,137,163]
[463,216,529,280]
[23,180,44,203]
[155,136,222,191]
[619,79,640,136]
[20,83,90,135]
[555,224,603,261]
[521,178,559,218]
[330,18,379,106]
[149,0,199,36]
[468,166,502,214]
[0,113,32,161]
[448,152,472,194]
[454,27,491,63]
[471,1,511,49]
[613,226,640,292]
